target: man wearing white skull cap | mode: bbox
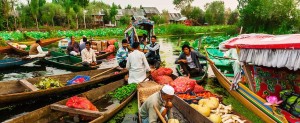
[140,85,174,123]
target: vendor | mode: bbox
[67,36,80,56]
[29,39,48,58]
[144,36,161,68]
[116,39,129,68]
[81,41,102,67]
[140,85,174,123]
[175,44,207,78]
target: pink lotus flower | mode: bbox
[264,96,283,106]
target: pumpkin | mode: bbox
[190,103,198,109]
[197,105,210,117]
[209,114,222,123]
[168,119,180,123]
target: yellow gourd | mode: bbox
[209,114,222,123]
[197,105,211,117]
[168,119,179,123]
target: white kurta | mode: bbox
[81,48,97,63]
[29,45,48,58]
[126,50,151,84]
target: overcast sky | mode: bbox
[19,0,238,13]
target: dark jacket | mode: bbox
[175,50,207,69]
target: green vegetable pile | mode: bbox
[201,35,233,47]
[109,83,137,101]
[35,77,64,89]
[107,98,138,123]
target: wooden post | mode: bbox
[177,37,181,46]
[242,64,255,91]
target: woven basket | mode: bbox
[138,81,163,103]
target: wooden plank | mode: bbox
[19,79,39,91]
[50,104,103,118]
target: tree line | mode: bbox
[1,0,299,34]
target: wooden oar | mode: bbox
[90,67,117,79]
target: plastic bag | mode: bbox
[151,67,173,81]
[193,85,204,93]
[66,96,98,111]
[172,77,196,93]
[67,75,90,85]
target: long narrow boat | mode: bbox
[205,34,300,123]
[0,68,128,105]
[50,50,113,60]
[7,37,63,55]
[137,81,212,123]
[206,48,234,77]
[0,46,11,53]
[4,79,136,123]
[0,58,37,69]
[42,55,99,71]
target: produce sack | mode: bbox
[67,75,90,85]
[280,90,300,118]
[193,85,204,93]
[151,67,173,81]
[172,77,196,93]
[66,96,98,111]
[156,75,173,85]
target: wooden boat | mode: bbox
[0,67,128,105]
[137,81,212,123]
[205,34,300,123]
[50,51,113,60]
[206,48,234,77]
[4,79,136,123]
[42,55,99,71]
[6,37,63,55]
[0,58,37,69]
[0,46,11,53]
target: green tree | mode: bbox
[30,0,40,30]
[173,0,194,10]
[227,9,239,25]
[118,4,122,9]
[181,5,204,25]
[125,4,132,9]
[238,0,299,33]
[119,15,130,25]
[205,1,225,25]
[110,3,118,22]
[2,0,11,30]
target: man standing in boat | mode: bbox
[67,36,80,56]
[116,39,129,68]
[81,41,102,67]
[175,44,207,78]
[126,42,151,84]
[29,39,48,58]
[144,36,161,68]
[140,85,174,123]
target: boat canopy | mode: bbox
[227,34,300,70]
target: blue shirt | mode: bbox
[116,47,128,63]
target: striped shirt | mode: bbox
[116,47,128,63]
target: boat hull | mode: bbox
[0,58,37,69]
[208,59,283,122]
[0,68,128,105]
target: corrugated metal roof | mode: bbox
[168,13,182,21]
[143,7,160,14]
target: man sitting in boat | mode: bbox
[29,39,48,58]
[224,48,240,76]
[144,36,161,68]
[79,35,87,45]
[81,41,102,67]
[175,44,207,78]
[116,39,129,68]
[67,36,80,56]
[126,42,151,84]
[140,85,174,123]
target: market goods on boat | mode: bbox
[4,79,136,123]
[0,68,128,104]
[0,58,38,69]
[35,77,64,89]
[50,50,113,60]
[138,81,212,123]
[206,34,300,123]
[6,37,62,55]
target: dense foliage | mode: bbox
[238,0,300,34]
